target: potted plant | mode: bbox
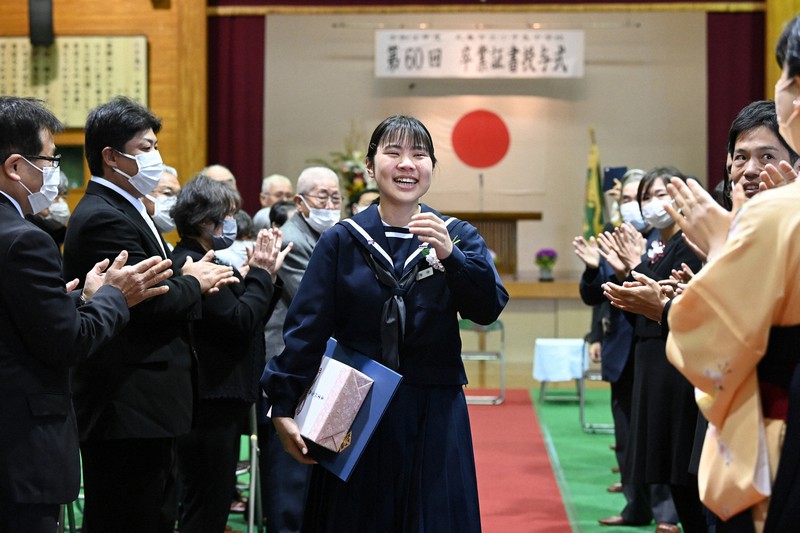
[535,248,557,282]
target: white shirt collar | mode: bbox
[0,191,24,218]
[91,176,166,257]
[91,176,146,213]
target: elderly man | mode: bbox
[63,96,237,532]
[202,163,238,191]
[142,164,181,236]
[253,173,293,230]
[0,96,172,532]
[260,166,341,533]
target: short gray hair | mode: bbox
[163,164,178,178]
[261,173,291,194]
[200,164,236,183]
[296,167,339,195]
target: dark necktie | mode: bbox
[360,249,419,372]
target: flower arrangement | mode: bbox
[535,248,558,270]
[419,236,461,272]
[308,123,377,206]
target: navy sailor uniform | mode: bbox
[262,203,508,532]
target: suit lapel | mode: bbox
[86,181,167,259]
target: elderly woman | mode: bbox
[171,174,290,532]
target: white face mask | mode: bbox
[301,197,340,233]
[46,197,71,226]
[113,149,164,196]
[619,201,648,231]
[146,194,177,234]
[640,198,674,229]
[19,157,60,215]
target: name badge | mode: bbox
[416,267,434,281]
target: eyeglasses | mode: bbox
[1,153,61,168]
[302,192,342,206]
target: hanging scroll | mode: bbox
[0,36,147,127]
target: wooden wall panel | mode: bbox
[765,1,800,96]
[0,0,207,183]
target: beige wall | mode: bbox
[263,11,707,281]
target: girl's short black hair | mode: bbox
[366,115,437,168]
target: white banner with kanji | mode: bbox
[374,29,584,79]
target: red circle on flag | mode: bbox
[451,110,510,168]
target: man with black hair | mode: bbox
[63,96,237,532]
[723,99,799,208]
[0,96,172,532]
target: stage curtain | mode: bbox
[207,15,265,215]
[706,12,765,192]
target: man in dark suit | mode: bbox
[260,166,341,533]
[62,96,238,532]
[0,96,173,532]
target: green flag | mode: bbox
[583,130,604,239]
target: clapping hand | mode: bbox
[759,161,798,191]
[670,263,695,284]
[595,231,626,280]
[572,235,600,269]
[182,251,238,295]
[596,224,643,280]
[248,228,294,283]
[90,250,174,307]
[613,223,646,270]
[665,178,744,263]
[602,270,669,323]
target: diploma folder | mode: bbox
[305,338,403,482]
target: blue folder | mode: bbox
[304,338,403,482]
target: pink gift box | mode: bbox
[294,356,374,452]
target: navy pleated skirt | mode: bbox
[302,383,482,532]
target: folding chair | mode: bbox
[246,405,262,533]
[578,334,614,434]
[459,319,505,405]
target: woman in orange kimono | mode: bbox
[666,15,800,532]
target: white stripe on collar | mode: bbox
[342,218,393,266]
[344,215,459,271]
